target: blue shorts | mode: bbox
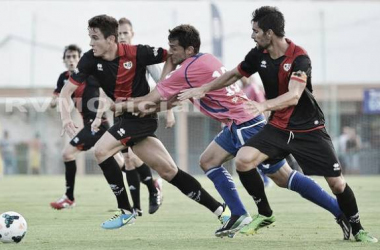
[214,115,285,175]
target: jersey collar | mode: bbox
[262,38,295,57]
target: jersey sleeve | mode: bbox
[292,55,311,76]
[146,64,162,83]
[136,45,168,66]
[53,73,65,95]
[156,68,185,100]
[237,48,260,77]
[69,51,95,86]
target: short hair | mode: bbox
[118,17,133,28]
[88,14,118,40]
[252,6,285,37]
[63,44,82,59]
[168,24,201,54]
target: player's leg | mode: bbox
[290,128,377,242]
[129,148,161,214]
[50,143,80,210]
[123,149,142,215]
[200,141,251,236]
[132,136,226,219]
[94,132,135,229]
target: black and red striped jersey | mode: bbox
[70,43,167,101]
[237,39,325,131]
[54,71,105,121]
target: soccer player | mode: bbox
[117,17,174,216]
[50,44,124,209]
[59,15,228,231]
[178,6,378,243]
[114,24,352,239]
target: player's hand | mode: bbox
[61,119,78,138]
[165,111,175,128]
[91,117,102,134]
[178,87,206,101]
[244,100,264,117]
[50,96,58,108]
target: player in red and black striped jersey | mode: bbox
[59,15,227,230]
[179,6,377,243]
[50,45,124,210]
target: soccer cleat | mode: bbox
[218,204,231,224]
[354,230,378,243]
[101,209,137,229]
[50,195,75,210]
[134,207,143,217]
[239,214,276,235]
[148,188,162,214]
[335,214,351,240]
[215,213,252,238]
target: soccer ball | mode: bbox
[0,211,27,244]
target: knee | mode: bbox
[235,155,258,172]
[94,145,108,162]
[62,149,75,162]
[327,176,346,194]
[155,163,177,181]
[199,154,213,172]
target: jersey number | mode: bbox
[212,67,241,96]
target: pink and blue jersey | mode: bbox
[156,53,255,127]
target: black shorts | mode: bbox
[70,119,110,151]
[244,124,342,177]
[110,113,158,147]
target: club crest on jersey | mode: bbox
[260,60,267,68]
[97,64,103,71]
[153,47,159,57]
[283,63,291,72]
[74,68,79,74]
[123,61,133,70]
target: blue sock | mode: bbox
[206,166,247,216]
[288,171,342,218]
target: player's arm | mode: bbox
[178,67,243,101]
[245,71,307,117]
[91,88,108,133]
[59,80,79,137]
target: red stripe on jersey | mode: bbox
[69,76,82,86]
[120,136,131,146]
[237,63,251,77]
[114,44,137,100]
[270,123,325,133]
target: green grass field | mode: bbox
[0,175,379,250]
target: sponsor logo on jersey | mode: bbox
[283,63,292,71]
[123,61,133,69]
[74,68,79,74]
[97,64,103,71]
[73,137,79,143]
[260,60,267,68]
[333,163,340,171]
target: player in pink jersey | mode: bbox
[113,24,351,239]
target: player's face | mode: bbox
[251,22,271,50]
[168,40,187,65]
[63,50,80,71]
[118,23,134,44]
[88,27,114,58]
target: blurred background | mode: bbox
[0,0,379,176]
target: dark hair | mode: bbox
[252,6,285,37]
[63,44,82,59]
[88,15,118,40]
[168,24,201,54]
[118,17,133,28]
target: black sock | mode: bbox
[99,157,132,211]
[335,184,363,235]
[64,160,76,201]
[136,163,157,196]
[237,168,273,217]
[169,169,221,213]
[125,168,141,210]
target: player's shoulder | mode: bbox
[58,71,69,80]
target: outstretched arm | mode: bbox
[245,71,307,117]
[178,67,243,100]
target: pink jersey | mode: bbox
[156,53,255,127]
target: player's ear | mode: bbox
[186,46,195,56]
